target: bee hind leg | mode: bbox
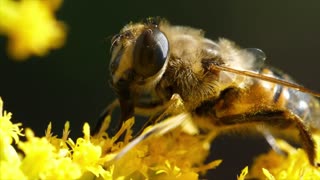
[219,109,318,167]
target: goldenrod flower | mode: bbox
[0,0,66,60]
[0,98,26,180]
[249,135,320,179]
[0,98,219,179]
[237,166,248,180]
[2,95,319,179]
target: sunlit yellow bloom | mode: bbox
[262,168,275,180]
[3,93,320,179]
[0,98,26,180]
[0,160,27,180]
[2,94,320,179]
[0,98,219,179]
[250,135,320,179]
[71,123,106,177]
[0,98,23,163]
[237,166,248,180]
[0,0,66,60]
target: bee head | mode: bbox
[108,18,170,121]
[109,18,169,95]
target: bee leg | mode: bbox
[92,99,119,135]
[135,93,187,136]
[111,113,191,162]
[155,94,187,122]
[219,109,318,167]
[109,94,197,162]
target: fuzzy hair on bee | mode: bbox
[95,17,320,167]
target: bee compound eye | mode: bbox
[133,28,169,78]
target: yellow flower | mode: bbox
[18,129,81,179]
[250,135,320,179]
[0,97,26,180]
[237,166,248,180]
[0,98,23,163]
[0,98,219,179]
[2,95,320,179]
[0,0,66,60]
[70,123,106,177]
[106,114,221,180]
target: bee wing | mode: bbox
[210,64,320,97]
[244,48,266,72]
[203,40,319,96]
[110,113,191,162]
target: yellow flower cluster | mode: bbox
[1,96,320,179]
[236,133,320,180]
[0,0,66,60]
[0,98,221,180]
[249,135,320,179]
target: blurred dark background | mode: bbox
[1,0,320,179]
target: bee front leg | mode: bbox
[111,94,191,161]
[136,93,187,136]
[154,93,187,122]
[92,99,119,136]
[218,109,318,167]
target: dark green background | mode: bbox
[1,0,320,179]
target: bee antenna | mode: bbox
[210,64,320,97]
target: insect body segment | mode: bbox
[105,18,320,166]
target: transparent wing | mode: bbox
[203,38,267,73]
[109,113,191,162]
[202,40,320,97]
[244,48,266,72]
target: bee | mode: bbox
[96,17,320,166]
